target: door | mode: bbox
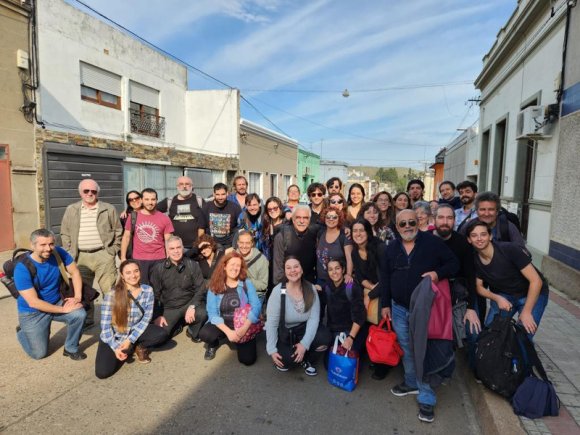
[0,145,15,251]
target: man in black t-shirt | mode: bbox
[158,176,206,252]
[202,183,242,249]
[465,219,549,336]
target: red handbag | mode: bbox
[366,318,404,366]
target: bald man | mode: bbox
[61,178,122,328]
[157,176,206,253]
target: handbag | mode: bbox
[277,284,307,346]
[233,281,264,343]
[327,333,359,392]
[53,249,99,308]
[512,328,560,418]
[366,318,403,366]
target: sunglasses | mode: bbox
[330,199,344,204]
[267,206,280,212]
[128,196,141,202]
[325,215,339,220]
[310,192,323,197]
[398,220,418,228]
[83,189,98,195]
[199,244,211,250]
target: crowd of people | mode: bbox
[12,174,549,423]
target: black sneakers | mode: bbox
[301,360,317,376]
[63,349,87,361]
[204,346,217,360]
[391,382,419,396]
[418,404,435,423]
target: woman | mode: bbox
[372,191,395,229]
[328,192,348,214]
[325,259,366,355]
[393,192,412,215]
[414,201,435,232]
[236,193,263,251]
[438,180,461,209]
[351,218,389,380]
[266,257,331,376]
[194,234,224,285]
[95,260,168,379]
[359,201,395,243]
[261,196,286,260]
[199,252,262,365]
[316,208,353,286]
[119,190,142,231]
[346,183,365,225]
[285,184,301,217]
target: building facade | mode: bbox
[297,149,320,195]
[474,0,566,253]
[443,125,479,185]
[320,160,349,191]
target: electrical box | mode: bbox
[16,49,29,70]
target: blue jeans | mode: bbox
[391,302,436,406]
[17,305,86,359]
[484,292,549,337]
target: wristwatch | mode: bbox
[188,304,196,310]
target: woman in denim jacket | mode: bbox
[199,251,262,365]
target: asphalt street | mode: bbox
[0,299,481,435]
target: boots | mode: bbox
[135,344,151,364]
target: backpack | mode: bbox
[166,194,203,218]
[498,207,522,241]
[475,315,530,398]
[1,249,38,299]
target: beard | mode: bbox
[461,196,473,205]
[178,188,192,197]
[436,227,453,238]
[400,231,418,242]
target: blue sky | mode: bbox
[71,0,517,169]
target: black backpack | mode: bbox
[475,315,530,398]
[1,249,37,299]
[498,207,522,241]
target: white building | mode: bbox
[474,0,566,255]
[320,160,348,187]
[443,124,479,185]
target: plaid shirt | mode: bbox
[100,285,154,350]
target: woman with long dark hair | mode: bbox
[120,190,142,229]
[346,183,365,226]
[372,191,395,229]
[359,202,395,243]
[193,234,224,285]
[199,252,262,365]
[95,260,168,379]
[266,257,331,376]
[393,192,412,215]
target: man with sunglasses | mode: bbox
[379,209,459,423]
[61,179,123,329]
[307,182,326,225]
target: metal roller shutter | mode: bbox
[80,62,121,96]
[129,81,159,108]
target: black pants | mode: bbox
[95,324,168,379]
[157,303,208,339]
[135,259,162,286]
[277,324,332,369]
[198,323,257,366]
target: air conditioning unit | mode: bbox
[516,106,550,140]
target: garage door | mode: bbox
[43,143,125,237]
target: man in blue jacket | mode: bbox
[380,209,459,424]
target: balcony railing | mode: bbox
[130,109,165,138]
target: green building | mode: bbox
[297,148,321,197]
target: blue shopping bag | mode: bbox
[327,333,359,392]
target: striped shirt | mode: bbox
[78,203,103,250]
[100,285,154,350]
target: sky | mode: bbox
[70,0,517,169]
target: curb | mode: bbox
[456,352,525,435]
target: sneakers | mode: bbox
[204,346,218,361]
[391,382,419,397]
[301,360,318,376]
[275,365,289,372]
[134,345,151,364]
[418,404,435,423]
[63,349,87,361]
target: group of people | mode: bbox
[12,174,549,423]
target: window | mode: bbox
[124,163,182,200]
[79,62,121,109]
[129,81,164,138]
[270,173,278,197]
[283,175,292,192]
[185,168,224,199]
[249,172,262,196]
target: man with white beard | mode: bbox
[157,176,206,253]
[379,209,459,424]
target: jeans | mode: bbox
[17,305,87,359]
[391,302,436,406]
[485,292,549,337]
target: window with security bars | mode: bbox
[129,81,164,138]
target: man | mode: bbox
[202,182,242,249]
[150,236,207,342]
[14,229,87,360]
[433,204,482,329]
[326,177,343,195]
[465,219,548,335]
[407,179,425,206]
[380,209,459,423]
[307,182,326,225]
[470,191,525,247]
[227,175,248,208]
[272,205,318,285]
[60,178,122,327]
[437,181,461,209]
[120,188,174,285]
[454,180,478,231]
[157,176,205,252]
[235,230,268,300]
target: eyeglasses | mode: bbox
[128,196,141,202]
[330,199,344,205]
[267,206,280,212]
[83,189,98,195]
[325,215,338,220]
[398,220,418,228]
[310,192,323,197]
